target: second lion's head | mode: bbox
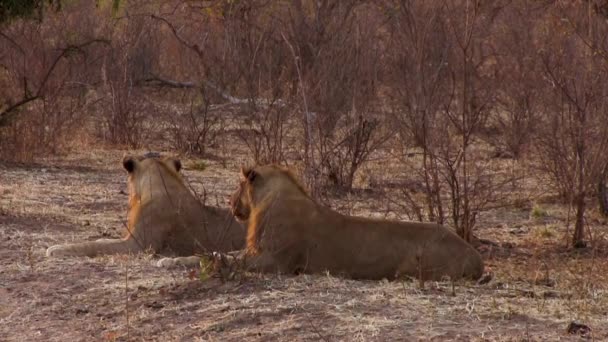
[230,165,309,222]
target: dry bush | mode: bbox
[97,13,160,148]
[533,2,608,247]
[484,3,541,159]
[385,0,452,223]
[141,1,294,162]
[235,105,291,165]
[317,114,387,190]
[386,0,512,242]
[439,0,508,242]
[148,0,387,181]
[284,1,385,191]
[164,93,223,156]
[219,3,294,164]
[0,2,107,161]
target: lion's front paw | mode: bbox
[156,256,201,268]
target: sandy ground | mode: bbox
[1,149,607,341]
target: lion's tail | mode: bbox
[46,238,142,258]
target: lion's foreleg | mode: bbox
[46,237,141,258]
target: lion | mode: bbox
[227,165,484,281]
[46,154,246,265]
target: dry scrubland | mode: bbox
[2,1,608,341]
[1,141,607,341]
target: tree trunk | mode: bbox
[598,170,608,217]
[422,149,437,222]
[573,194,587,248]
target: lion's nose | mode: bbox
[231,206,241,217]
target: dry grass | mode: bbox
[1,147,607,341]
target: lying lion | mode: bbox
[227,165,484,281]
[46,155,246,263]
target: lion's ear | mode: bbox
[173,159,182,172]
[241,167,257,182]
[123,157,136,173]
[246,169,257,182]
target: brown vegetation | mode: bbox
[2,0,608,339]
[1,0,607,245]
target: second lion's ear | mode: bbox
[173,159,182,172]
[240,167,257,182]
[123,157,136,173]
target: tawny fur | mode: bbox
[46,156,246,258]
[229,165,484,281]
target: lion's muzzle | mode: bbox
[230,186,249,221]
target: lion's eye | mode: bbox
[246,169,257,182]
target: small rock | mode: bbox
[501,242,514,249]
[534,277,556,287]
[490,282,505,289]
[542,291,559,299]
[509,229,525,235]
[566,321,591,337]
[519,289,535,298]
[75,307,89,315]
[145,301,164,309]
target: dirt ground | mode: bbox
[1,148,607,341]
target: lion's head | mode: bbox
[122,154,182,177]
[122,154,183,201]
[230,167,256,222]
[230,165,308,222]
